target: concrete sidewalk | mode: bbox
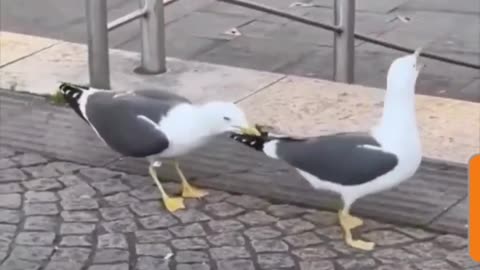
[0,31,478,239]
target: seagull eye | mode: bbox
[223,116,231,121]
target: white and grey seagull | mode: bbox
[57,83,260,212]
[230,48,424,251]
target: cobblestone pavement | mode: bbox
[0,148,476,270]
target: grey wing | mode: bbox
[275,134,398,186]
[85,92,173,157]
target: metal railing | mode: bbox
[86,0,177,89]
[85,0,479,89]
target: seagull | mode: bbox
[57,83,260,212]
[230,48,424,251]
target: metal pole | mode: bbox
[85,0,111,89]
[138,0,166,74]
[334,0,355,83]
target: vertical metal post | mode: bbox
[333,0,355,83]
[138,0,166,74]
[85,0,111,89]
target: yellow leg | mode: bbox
[174,161,208,198]
[338,209,375,251]
[148,165,185,212]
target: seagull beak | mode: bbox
[240,126,262,136]
[413,47,425,71]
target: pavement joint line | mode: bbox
[0,41,62,69]
[426,193,468,227]
[234,74,287,104]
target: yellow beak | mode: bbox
[240,126,262,136]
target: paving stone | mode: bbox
[204,202,245,217]
[299,260,335,270]
[58,175,85,186]
[276,218,315,234]
[203,190,230,203]
[58,184,96,199]
[396,227,437,240]
[267,204,310,218]
[0,158,16,169]
[177,263,210,270]
[284,232,323,247]
[0,194,21,208]
[61,211,99,222]
[227,195,270,209]
[238,211,278,225]
[104,192,140,207]
[362,229,413,246]
[62,198,99,210]
[12,153,48,166]
[216,259,255,270]
[88,264,129,270]
[60,223,96,234]
[25,191,59,203]
[375,265,416,270]
[293,246,338,260]
[135,256,169,270]
[170,223,206,237]
[48,162,87,174]
[175,251,209,263]
[251,239,289,253]
[172,237,209,250]
[79,167,123,181]
[0,224,17,232]
[23,165,60,178]
[139,214,179,229]
[60,235,92,247]
[435,234,468,249]
[129,187,161,201]
[98,233,128,249]
[91,179,131,195]
[258,253,295,269]
[173,208,211,223]
[102,218,138,233]
[135,230,173,243]
[208,232,246,246]
[415,259,457,270]
[15,232,55,245]
[208,220,245,233]
[0,168,27,182]
[446,248,477,268]
[0,147,15,158]
[94,249,130,263]
[0,209,21,223]
[130,201,165,216]
[302,211,338,227]
[24,203,59,215]
[10,245,54,261]
[24,216,58,231]
[0,258,42,270]
[210,246,250,260]
[373,248,419,264]
[244,226,282,240]
[405,241,449,259]
[136,243,172,256]
[314,226,343,240]
[51,247,91,262]
[0,183,24,194]
[44,261,84,270]
[23,178,62,191]
[337,257,377,270]
[100,207,134,221]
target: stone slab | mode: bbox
[0,32,283,102]
[0,31,59,67]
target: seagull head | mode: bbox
[386,47,424,92]
[199,101,261,136]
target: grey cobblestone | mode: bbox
[0,158,16,170]
[0,149,471,269]
[12,153,47,167]
[0,168,27,182]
